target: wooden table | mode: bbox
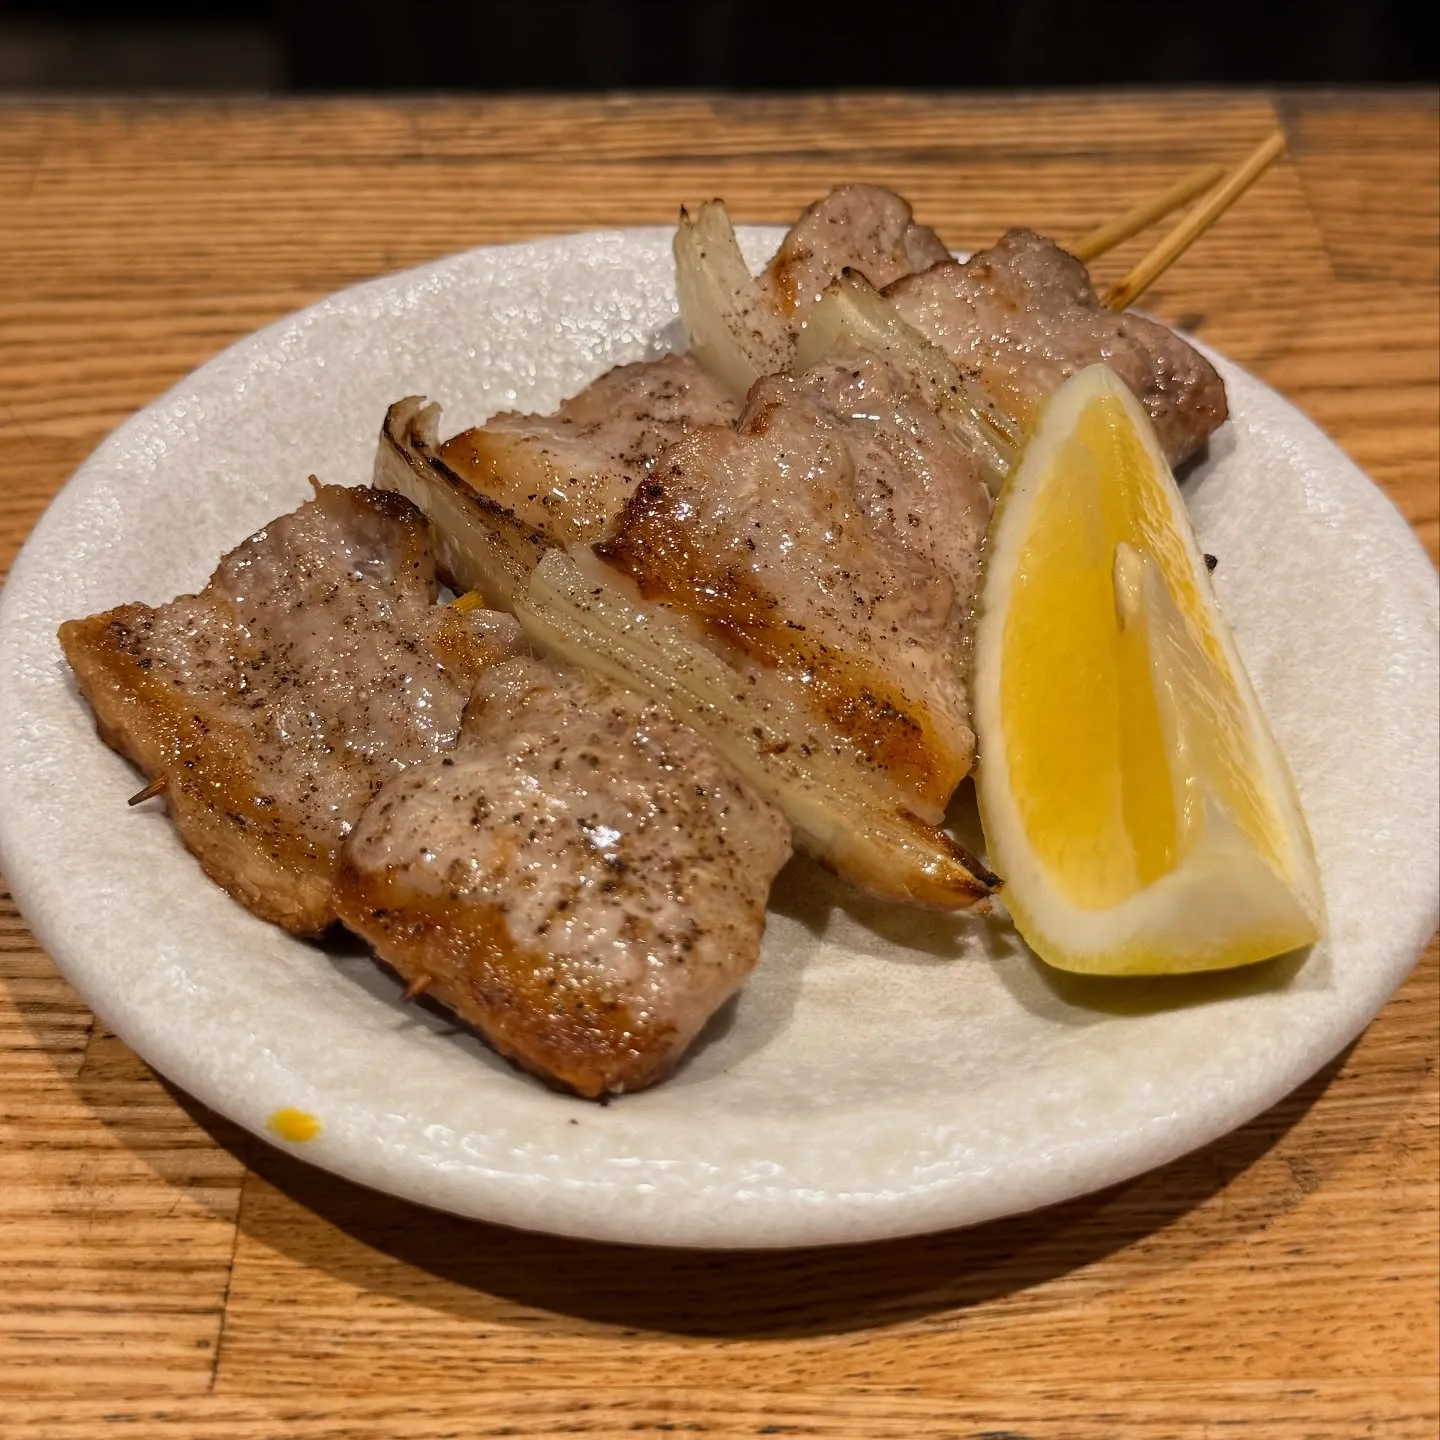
[0,91,1435,1440]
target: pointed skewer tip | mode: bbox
[127,776,168,807]
[401,974,433,1003]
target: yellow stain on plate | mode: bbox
[267,1107,321,1143]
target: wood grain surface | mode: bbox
[1,90,1436,1440]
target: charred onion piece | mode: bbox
[673,201,788,398]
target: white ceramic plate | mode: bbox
[1,229,1436,1249]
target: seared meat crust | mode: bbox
[596,381,976,820]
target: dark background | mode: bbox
[0,0,1434,91]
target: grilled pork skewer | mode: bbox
[60,484,793,1095]
[55,170,1271,1094]
[377,190,1228,908]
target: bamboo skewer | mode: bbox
[1064,163,1226,263]
[127,776,167,806]
[1102,131,1287,311]
[401,974,433,1002]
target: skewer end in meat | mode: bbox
[400,972,433,1003]
[127,775,168,807]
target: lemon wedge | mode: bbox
[973,364,1324,974]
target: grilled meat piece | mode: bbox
[437,353,740,547]
[759,183,951,320]
[336,657,792,1096]
[766,350,993,629]
[884,228,1228,466]
[58,485,524,934]
[596,372,976,822]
